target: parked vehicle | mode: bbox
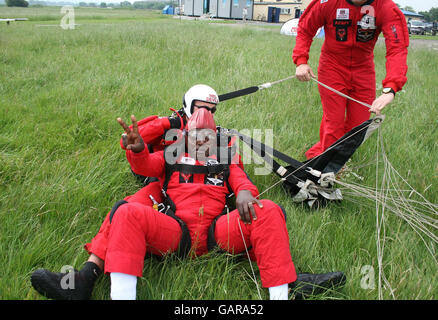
[408,20,426,35]
[417,21,438,36]
[432,22,438,36]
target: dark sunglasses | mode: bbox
[195,105,217,114]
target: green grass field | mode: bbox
[0,7,437,300]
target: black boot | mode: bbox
[31,262,101,300]
[290,272,346,299]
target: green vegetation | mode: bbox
[0,7,437,300]
[5,0,29,8]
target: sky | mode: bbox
[393,0,437,13]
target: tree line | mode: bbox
[5,0,29,8]
[4,0,173,9]
[396,3,438,22]
[78,2,172,10]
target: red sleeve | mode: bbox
[138,117,171,145]
[292,0,325,66]
[380,3,409,92]
[227,164,259,198]
[126,148,165,178]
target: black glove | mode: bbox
[168,108,187,129]
[168,116,183,129]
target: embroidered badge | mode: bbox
[336,8,349,20]
[391,24,400,43]
[205,173,225,186]
[333,19,352,42]
[179,172,193,183]
[356,14,376,42]
[204,159,225,186]
[178,156,195,183]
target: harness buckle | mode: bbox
[306,167,322,178]
[206,159,221,174]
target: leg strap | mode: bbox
[109,200,128,224]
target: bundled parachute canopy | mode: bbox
[223,116,385,208]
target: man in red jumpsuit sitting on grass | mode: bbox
[104,108,299,299]
[293,0,408,160]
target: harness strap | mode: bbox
[163,199,192,258]
[207,207,229,253]
[109,200,128,224]
[236,131,305,188]
[160,142,240,257]
[172,162,229,175]
[238,131,305,169]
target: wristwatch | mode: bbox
[382,87,396,96]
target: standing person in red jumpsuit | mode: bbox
[293,0,409,159]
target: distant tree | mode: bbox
[418,8,438,22]
[100,2,106,7]
[120,1,131,8]
[5,0,29,7]
[402,6,416,13]
[429,7,438,21]
[88,2,96,6]
[133,1,146,9]
[420,11,431,22]
[79,2,87,6]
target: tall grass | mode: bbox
[0,7,437,300]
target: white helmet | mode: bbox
[183,84,219,118]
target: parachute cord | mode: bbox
[238,219,262,300]
[331,128,438,282]
[259,75,296,90]
[310,78,372,110]
[375,128,385,299]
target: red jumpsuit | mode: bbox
[292,0,408,159]
[100,148,296,288]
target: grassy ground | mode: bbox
[0,7,437,300]
[409,34,438,40]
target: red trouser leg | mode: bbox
[84,182,164,263]
[104,202,181,277]
[305,85,373,159]
[213,200,297,288]
[306,62,374,160]
[345,70,374,133]
[306,85,348,159]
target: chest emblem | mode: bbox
[333,19,352,42]
[356,10,376,42]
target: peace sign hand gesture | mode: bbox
[117,115,145,153]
